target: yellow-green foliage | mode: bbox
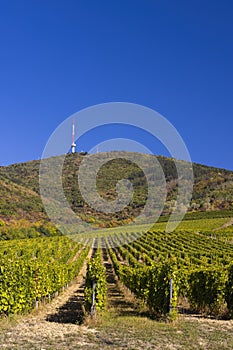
[84,251,107,311]
[0,237,89,315]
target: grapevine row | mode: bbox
[106,229,233,318]
[0,236,89,314]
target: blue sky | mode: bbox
[0,0,233,169]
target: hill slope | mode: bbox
[0,153,233,225]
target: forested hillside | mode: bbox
[0,152,233,227]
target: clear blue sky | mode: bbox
[0,0,233,169]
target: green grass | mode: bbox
[83,311,233,350]
[91,312,233,350]
[73,216,231,239]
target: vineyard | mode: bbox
[106,227,233,318]
[0,215,232,322]
[0,236,90,314]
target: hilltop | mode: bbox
[0,152,233,228]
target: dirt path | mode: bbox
[214,217,233,231]
[101,247,140,315]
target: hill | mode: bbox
[0,152,233,228]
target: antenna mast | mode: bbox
[71,119,76,153]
